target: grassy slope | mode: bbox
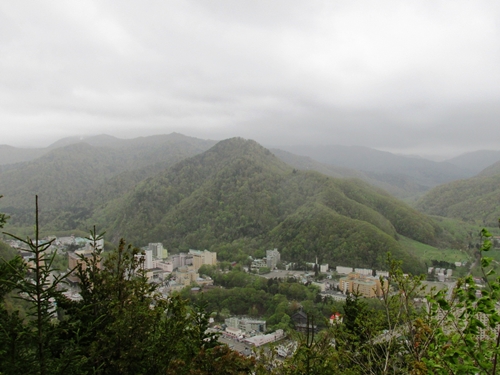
[399,236,470,264]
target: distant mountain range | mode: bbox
[2,133,500,269]
[276,145,500,198]
[4,135,500,201]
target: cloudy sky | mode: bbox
[1,1,500,157]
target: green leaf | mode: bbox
[480,228,492,238]
[481,257,492,268]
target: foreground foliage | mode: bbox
[0,200,253,374]
[2,197,500,374]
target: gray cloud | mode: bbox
[1,0,500,157]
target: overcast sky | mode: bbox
[1,1,500,157]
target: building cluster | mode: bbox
[305,261,329,273]
[428,267,453,282]
[224,317,266,336]
[250,248,281,271]
[222,316,284,347]
[135,246,218,290]
[63,239,217,292]
[244,330,285,347]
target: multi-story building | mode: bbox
[148,243,167,259]
[266,248,280,269]
[339,272,388,298]
[170,253,193,270]
[175,266,199,286]
[144,249,153,269]
[250,258,267,271]
[153,260,173,272]
[189,249,217,271]
[336,266,353,275]
[355,268,373,276]
[225,317,266,333]
[68,248,102,272]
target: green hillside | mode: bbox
[416,170,500,226]
[94,138,440,273]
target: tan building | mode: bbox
[68,248,102,271]
[188,249,217,271]
[175,266,199,286]
[339,272,388,298]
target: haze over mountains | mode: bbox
[3,134,500,198]
[1,133,500,272]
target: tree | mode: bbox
[0,197,255,375]
[0,195,8,229]
[0,253,30,375]
[423,227,500,374]
[1,196,73,375]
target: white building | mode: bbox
[266,248,280,269]
[144,250,153,269]
[170,253,193,270]
[135,249,154,270]
[148,243,166,259]
[355,268,373,276]
[336,266,353,275]
[244,330,285,347]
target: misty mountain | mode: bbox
[0,133,217,168]
[477,160,500,177]
[0,134,216,228]
[276,144,474,197]
[445,150,500,175]
[4,133,494,202]
[92,138,441,273]
[271,149,430,198]
[0,145,47,166]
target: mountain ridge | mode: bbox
[90,137,439,273]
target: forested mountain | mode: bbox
[91,138,440,273]
[416,163,500,225]
[277,144,474,198]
